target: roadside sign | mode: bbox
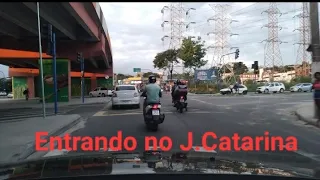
[133,68,141,72]
[105,75,109,79]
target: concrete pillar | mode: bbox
[91,74,97,91]
[27,76,35,98]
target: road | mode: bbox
[49,92,320,170]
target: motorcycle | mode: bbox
[174,96,188,113]
[142,97,165,131]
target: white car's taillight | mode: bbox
[134,92,138,97]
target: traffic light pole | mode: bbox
[52,33,58,114]
[81,56,84,104]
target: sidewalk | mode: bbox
[0,114,83,163]
[0,97,110,110]
[295,102,320,127]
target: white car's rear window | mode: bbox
[116,86,135,91]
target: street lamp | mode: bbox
[36,2,46,118]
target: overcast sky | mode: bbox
[0,2,315,77]
[100,2,316,75]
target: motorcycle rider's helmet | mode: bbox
[148,75,156,83]
[176,79,181,85]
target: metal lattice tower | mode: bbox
[161,3,196,75]
[161,3,185,50]
[207,4,237,83]
[294,2,311,77]
[261,3,286,81]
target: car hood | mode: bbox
[0,147,318,179]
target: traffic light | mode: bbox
[251,61,259,74]
[77,52,82,62]
[235,49,240,59]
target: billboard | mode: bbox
[194,69,216,81]
[39,59,69,102]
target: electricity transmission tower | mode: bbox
[207,4,238,83]
[161,3,196,78]
[261,3,287,82]
[294,2,311,77]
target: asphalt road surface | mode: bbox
[55,92,320,169]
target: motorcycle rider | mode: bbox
[141,75,162,116]
[171,81,177,102]
[172,79,188,105]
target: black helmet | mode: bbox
[176,79,181,85]
[148,75,156,83]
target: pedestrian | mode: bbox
[23,88,29,101]
[312,72,320,127]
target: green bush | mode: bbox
[188,83,220,94]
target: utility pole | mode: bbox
[261,3,287,82]
[294,3,311,77]
[308,2,320,121]
[207,4,238,84]
[309,2,320,64]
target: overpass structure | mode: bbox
[0,2,113,101]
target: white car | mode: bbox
[112,85,140,109]
[7,92,13,98]
[220,84,248,95]
[256,82,285,93]
[290,83,312,92]
[89,87,110,97]
[0,91,7,96]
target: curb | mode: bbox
[0,99,111,111]
[0,113,58,123]
[17,114,84,161]
[294,111,320,127]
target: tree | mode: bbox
[143,72,160,78]
[233,62,248,75]
[116,73,133,80]
[178,38,207,69]
[153,49,179,70]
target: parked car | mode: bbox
[7,92,13,98]
[220,84,248,95]
[112,85,140,109]
[0,91,7,96]
[290,83,312,92]
[256,82,285,93]
[89,87,111,97]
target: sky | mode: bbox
[100,2,314,75]
[0,2,313,77]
